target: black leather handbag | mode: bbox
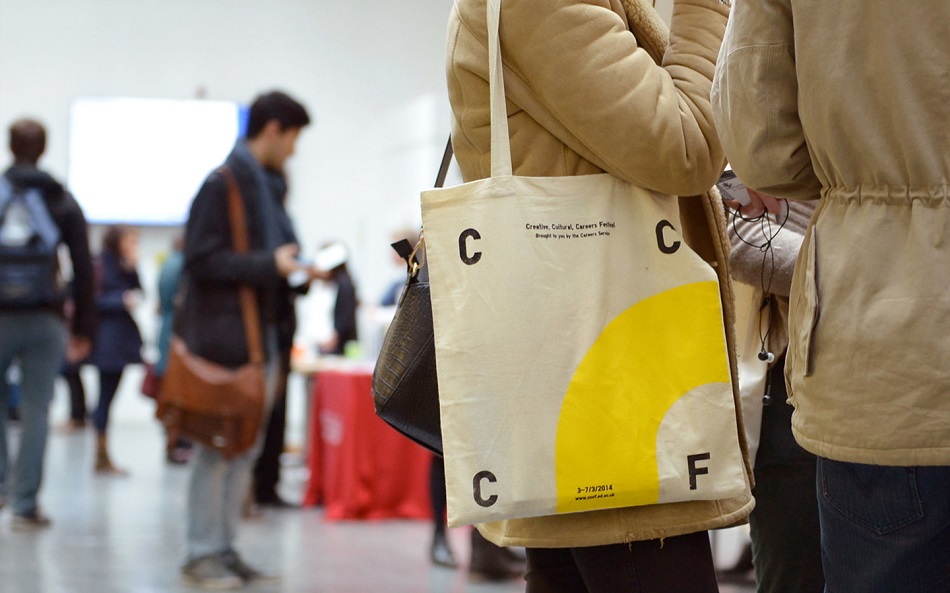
[371,138,453,456]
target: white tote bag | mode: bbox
[422,0,746,527]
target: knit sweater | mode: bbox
[728,200,816,356]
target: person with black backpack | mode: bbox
[0,118,96,530]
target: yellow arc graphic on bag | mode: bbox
[555,281,729,513]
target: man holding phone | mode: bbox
[711,1,950,591]
[179,90,317,588]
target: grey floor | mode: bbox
[0,378,756,593]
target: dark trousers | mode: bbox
[430,456,447,535]
[749,356,823,593]
[252,353,289,500]
[93,369,123,434]
[62,363,87,421]
[525,531,718,593]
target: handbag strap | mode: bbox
[218,166,266,365]
[403,136,454,277]
[435,136,453,188]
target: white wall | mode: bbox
[1,0,675,352]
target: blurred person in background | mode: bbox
[59,362,89,431]
[316,242,358,357]
[59,284,90,432]
[155,235,192,465]
[178,90,314,589]
[0,118,96,529]
[89,224,144,476]
[251,185,320,510]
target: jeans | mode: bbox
[525,531,719,593]
[0,311,67,514]
[185,332,280,561]
[749,356,823,593]
[818,458,950,593]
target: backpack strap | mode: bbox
[21,190,60,247]
[0,177,60,248]
[0,177,13,215]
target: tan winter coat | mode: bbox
[712,0,950,466]
[446,0,754,548]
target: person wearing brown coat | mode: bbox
[446,0,752,590]
[712,0,950,590]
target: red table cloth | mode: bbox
[303,367,434,520]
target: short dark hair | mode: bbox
[245,91,311,139]
[9,118,47,164]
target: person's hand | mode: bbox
[728,188,784,218]
[319,332,340,355]
[308,266,332,282]
[274,243,302,278]
[288,264,331,289]
[123,289,143,311]
[66,336,92,364]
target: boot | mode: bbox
[468,528,525,582]
[430,530,457,568]
[95,433,128,476]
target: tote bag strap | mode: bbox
[218,166,266,366]
[487,0,512,178]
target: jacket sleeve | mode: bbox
[59,193,98,340]
[710,0,822,200]
[184,172,281,286]
[487,0,730,195]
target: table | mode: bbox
[302,365,434,520]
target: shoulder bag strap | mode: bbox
[218,166,265,365]
[435,136,453,188]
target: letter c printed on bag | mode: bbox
[459,228,482,265]
[655,220,681,254]
[473,470,498,507]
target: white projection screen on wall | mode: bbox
[68,97,246,226]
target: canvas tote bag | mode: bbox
[422,0,747,527]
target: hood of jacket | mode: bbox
[4,164,66,201]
